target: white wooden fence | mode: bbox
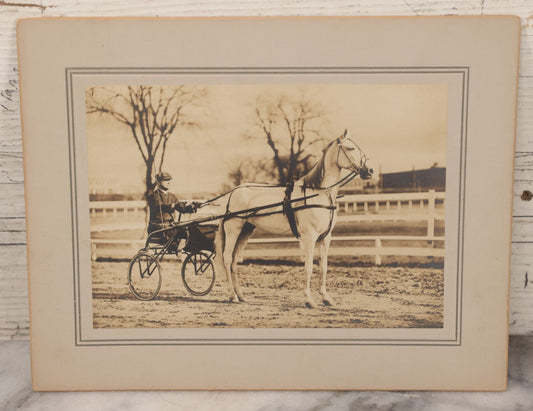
[90,200,146,217]
[89,190,445,265]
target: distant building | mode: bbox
[89,178,141,196]
[380,167,445,192]
[339,173,379,194]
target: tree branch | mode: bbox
[86,85,207,193]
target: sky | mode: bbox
[86,83,447,195]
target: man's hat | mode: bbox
[156,171,172,182]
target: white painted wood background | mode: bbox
[1,0,532,340]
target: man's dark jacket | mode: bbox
[147,187,178,233]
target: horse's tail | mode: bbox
[212,187,240,289]
[214,219,227,282]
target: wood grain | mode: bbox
[2,0,533,340]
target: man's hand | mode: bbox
[185,203,197,213]
[174,201,187,212]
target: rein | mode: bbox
[323,169,359,189]
[196,136,369,241]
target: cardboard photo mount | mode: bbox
[17,16,519,390]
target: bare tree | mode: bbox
[252,93,326,185]
[86,85,207,197]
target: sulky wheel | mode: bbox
[181,251,215,296]
[128,252,162,301]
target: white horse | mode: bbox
[214,130,373,308]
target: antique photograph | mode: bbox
[86,83,447,329]
[17,16,518,391]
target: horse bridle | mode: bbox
[336,137,369,175]
[198,137,371,208]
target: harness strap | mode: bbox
[228,203,335,220]
[283,180,300,239]
[292,204,336,211]
[317,190,336,242]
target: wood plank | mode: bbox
[0,244,28,340]
[513,181,533,217]
[510,242,533,335]
[513,160,533,243]
[512,217,533,243]
[0,153,23,184]
[0,217,25,244]
[514,151,533,181]
[1,0,533,341]
[0,0,30,342]
[515,77,533,152]
[0,4,37,156]
[0,183,25,218]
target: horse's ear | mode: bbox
[343,129,347,138]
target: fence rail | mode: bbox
[89,200,146,217]
[89,191,445,216]
[89,190,445,264]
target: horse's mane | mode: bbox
[302,139,337,189]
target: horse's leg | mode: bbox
[318,234,334,307]
[222,218,245,302]
[214,220,230,295]
[301,233,318,308]
[230,223,255,302]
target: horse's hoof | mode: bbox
[305,301,318,309]
[238,296,246,303]
[229,295,239,303]
[323,299,335,307]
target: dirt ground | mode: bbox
[92,256,443,329]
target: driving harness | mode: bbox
[219,136,368,241]
[282,180,337,241]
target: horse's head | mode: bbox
[335,130,373,180]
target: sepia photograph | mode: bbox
[86,83,447,329]
[18,16,520,391]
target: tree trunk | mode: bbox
[145,159,154,199]
[142,159,154,238]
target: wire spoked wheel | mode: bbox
[128,252,162,301]
[181,251,215,296]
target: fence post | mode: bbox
[375,239,382,266]
[427,190,436,246]
[91,242,97,261]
